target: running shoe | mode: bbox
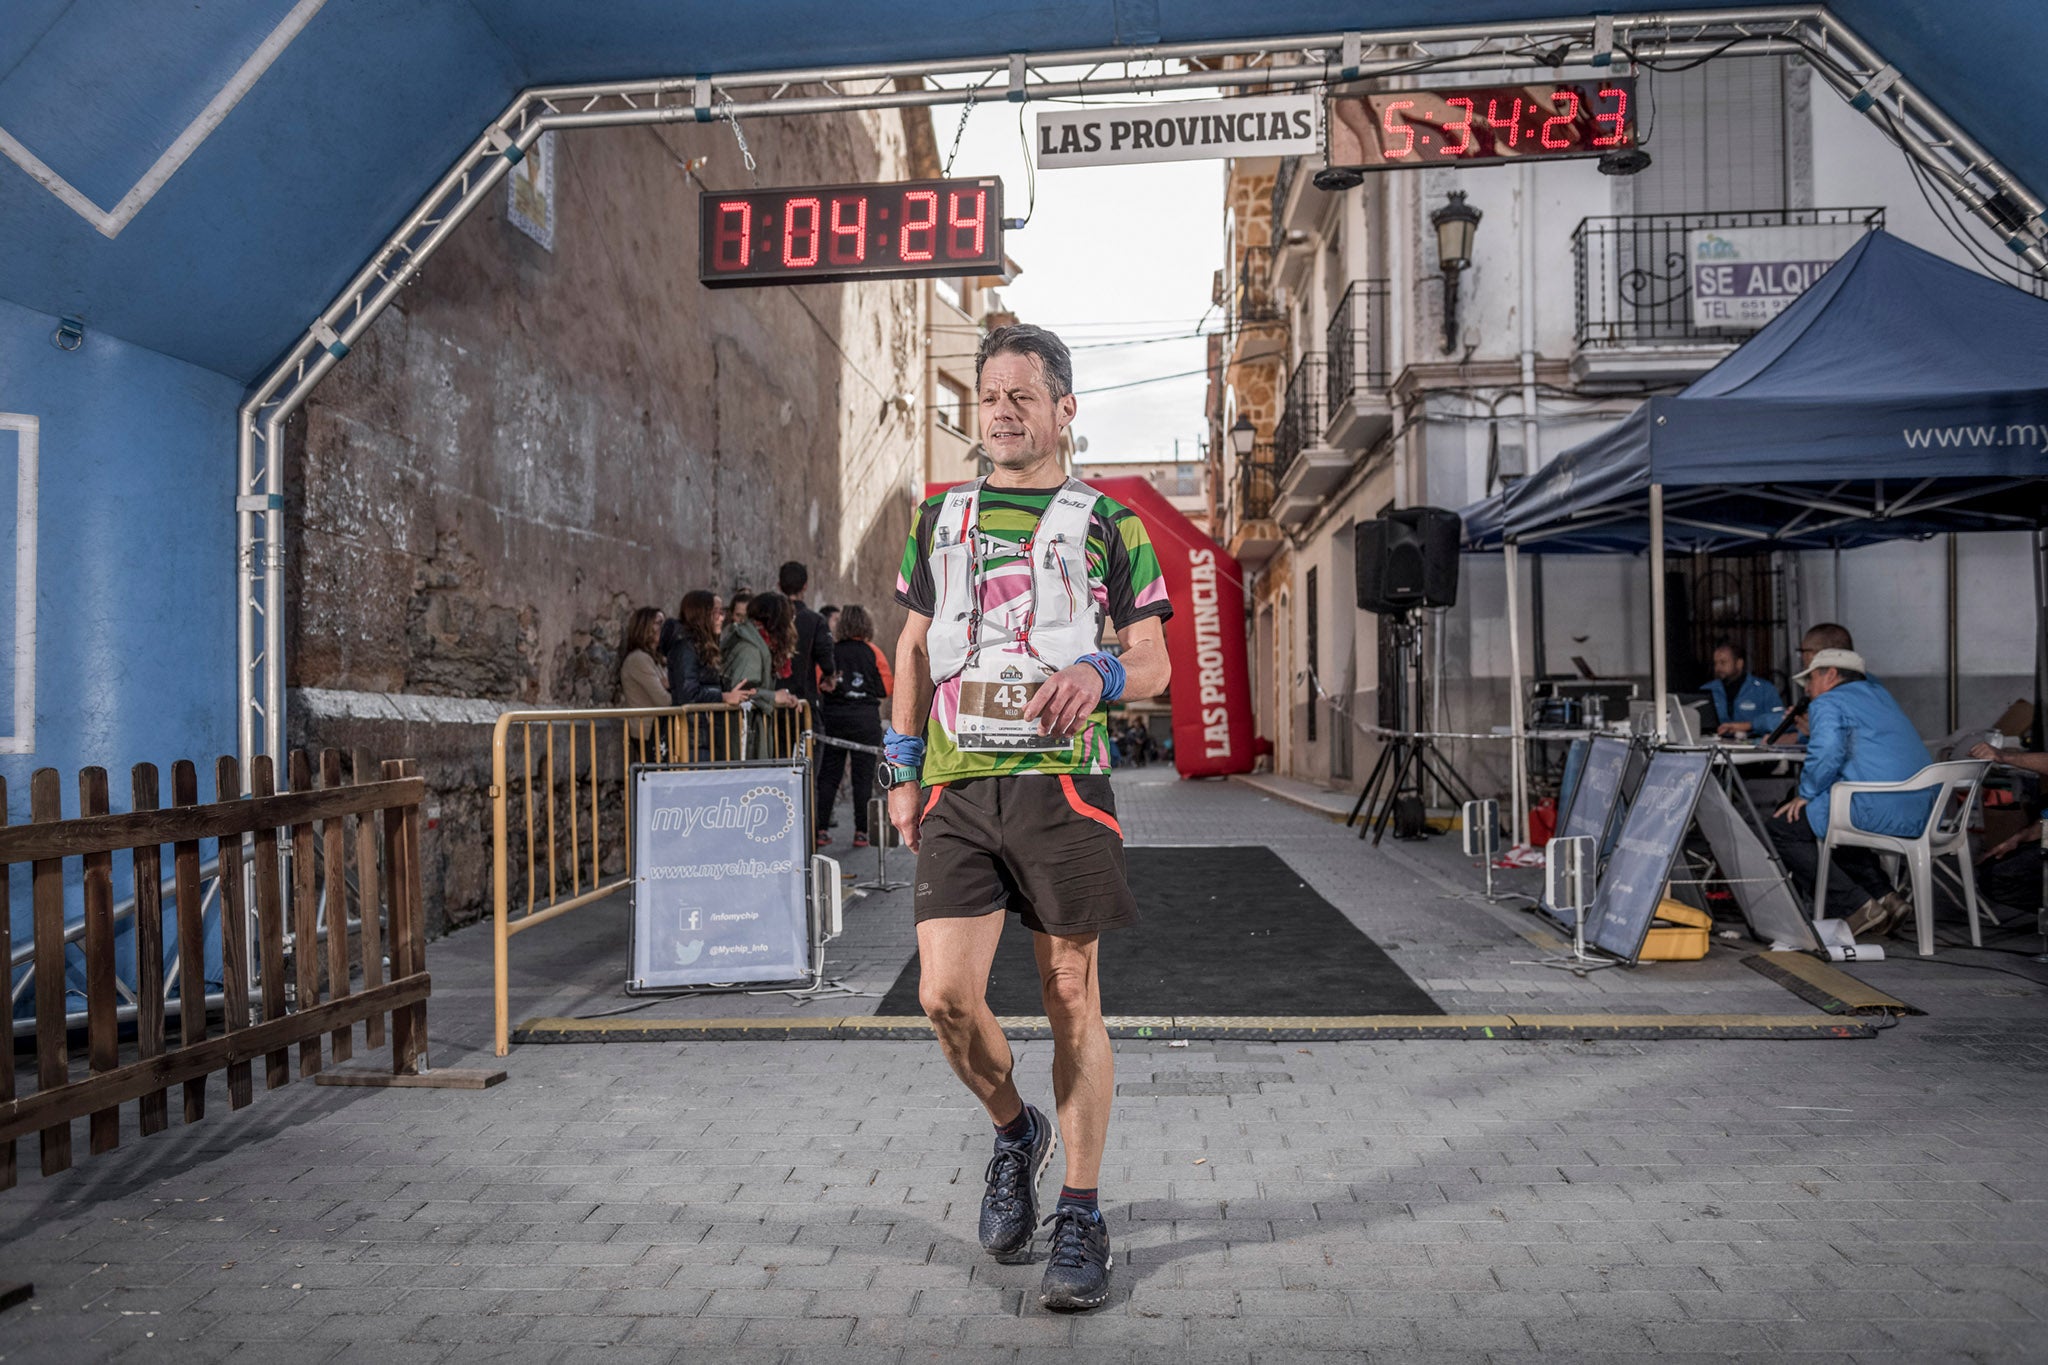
[815,830,832,848]
[978,1104,1055,1263]
[852,831,871,849]
[1038,1204,1114,1310]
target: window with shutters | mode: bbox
[1629,57,1790,213]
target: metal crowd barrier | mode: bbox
[488,700,813,1056]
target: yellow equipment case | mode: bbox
[1638,899,1713,961]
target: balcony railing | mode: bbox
[1325,279,1390,412]
[1273,352,1326,484]
[1234,244,1280,326]
[1271,156,1301,230]
[1574,207,1884,348]
[1237,441,1278,523]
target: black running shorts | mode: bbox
[912,773,1138,936]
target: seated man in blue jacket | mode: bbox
[1766,648,1934,936]
[1704,638,1784,738]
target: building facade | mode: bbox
[1073,457,1210,533]
[1211,53,2040,803]
[923,264,1021,488]
[286,104,942,931]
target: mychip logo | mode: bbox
[647,785,796,843]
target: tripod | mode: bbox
[1346,609,1480,845]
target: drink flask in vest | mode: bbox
[927,477,1103,752]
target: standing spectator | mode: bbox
[668,590,755,759]
[778,560,839,708]
[815,604,889,848]
[723,590,799,756]
[616,605,669,753]
[819,605,842,640]
[730,588,754,623]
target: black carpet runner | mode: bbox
[876,845,1442,1017]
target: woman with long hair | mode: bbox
[616,605,669,754]
[668,590,754,708]
[814,603,889,848]
[721,590,799,755]
[667,589,756,760]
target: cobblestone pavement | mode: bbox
[5,769,2047,1362]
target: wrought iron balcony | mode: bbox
[1324,279,1390,429]
[1237,441,1278,524]
[1273,352,1326,485]
[1228,440,1284,568]
[1573,207,1884,348]
[1233,244,1281,327]
[1271,156,1301,231]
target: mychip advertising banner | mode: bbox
[631,765,810,988]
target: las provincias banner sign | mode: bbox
[926,477,1258,778]
[1035,94,1320,170]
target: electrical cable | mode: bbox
[1618,36,1751,74]
[1870,955,2048,988]
[1070,350,1282,397]
[1792,38,2043,288]
[1885,105,2036,284]
[1012,100,1036,228]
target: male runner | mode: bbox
[884,323,1171,1311]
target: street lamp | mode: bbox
[1229,413,1256,460]
[1430,190,1483,354]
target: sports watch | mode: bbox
[881,762,922,789]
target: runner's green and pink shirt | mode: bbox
[896,484,1172,784]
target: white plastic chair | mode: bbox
[1813,759,1991,957]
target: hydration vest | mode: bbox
[926,477,1102,686]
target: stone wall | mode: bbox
[286,106,930,934]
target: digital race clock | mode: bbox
[698,177,1005,288]
[1327,78,1637,172]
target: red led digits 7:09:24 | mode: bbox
[1329,78,1636,172]
[699,177,1004,288]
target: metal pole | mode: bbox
[1651,484,1669,741]
[1947,532,1959,734]
[492,717,511,1057]
[1504,540,1528,846]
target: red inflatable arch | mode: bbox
[921,476,1257,778]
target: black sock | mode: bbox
[994,1107,1033,1142]
[1057,1185,1098,1215]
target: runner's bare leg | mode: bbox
[917,913,1025,1123]
[1034,930,1110,1189]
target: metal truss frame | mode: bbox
[235,4,2048,769]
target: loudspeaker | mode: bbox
[1355,506,1461,613]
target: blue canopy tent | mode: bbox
[1460,230,2048,834]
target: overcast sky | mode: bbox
[933,95,1223,464]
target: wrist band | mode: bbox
[883,725,926,767]
[1078,652,1126,702]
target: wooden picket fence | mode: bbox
[2,751,500,1190]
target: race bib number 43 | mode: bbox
[956,676,1069,752]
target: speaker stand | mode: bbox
[1344,610,1482,846]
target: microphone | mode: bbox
[1762,696,1807,747]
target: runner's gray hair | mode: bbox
[976,323,1074,400]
